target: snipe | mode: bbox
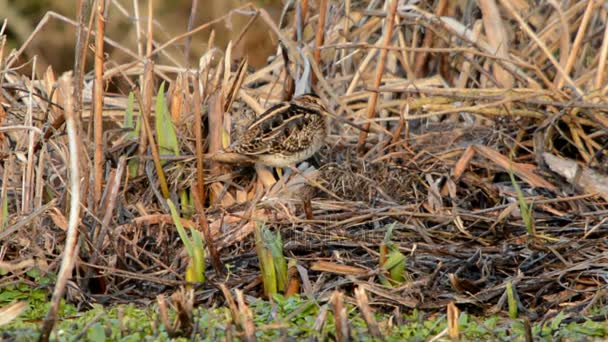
[214,93,329,167]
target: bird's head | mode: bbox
[293,93,328,113]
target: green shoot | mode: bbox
[123,92,140,177]
[380,223,409,286]
[154,82,179,158]
[167,199,205,284]
[507,162,535,235]
[254,223,288,296]
[506,281,518,319]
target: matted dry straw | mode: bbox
[1,0,607,327]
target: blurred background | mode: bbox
[1,0,284,72]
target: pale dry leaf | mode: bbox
[543,153,608,201]
[0,301,28,327]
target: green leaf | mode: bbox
[388,252,407,283]
[508,161,535,235]
[154,82,179,158]
[167,200,194,257]
[124,92,138,138]
[255,223,285,296]
[167,199,205,283]
[382,222,397,245]
[1,188,7,231]
[263,227,288,292]
[506,281,518,319]
[124,92,140,176]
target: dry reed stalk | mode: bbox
[236,289,257,342]
[547,0,571,86]
[394,15,415,79]
[219,286,238,333]
[93,0,106,207]
[312,0,328,85]
[558,0,596,89]
[193,73,205,205]
[357,0,399,153]
[22,62,36,214]
[447,301,460,340]
[183,0,198,64]
[498,0,580,94]
[192,188,224,276]
[595,18,608,90]
[479,0,513,89]
[413,0,448,78]
[354,287,383,339]
[149,3,252,59]
[39,74,81,342]
[331,291,349,342]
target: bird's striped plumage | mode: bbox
[226,93,329,167]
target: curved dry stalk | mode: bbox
[39,75,81,342]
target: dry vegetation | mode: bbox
[1,0,608,338]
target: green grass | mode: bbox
[1,282,607,341]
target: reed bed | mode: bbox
[1,0,607,337]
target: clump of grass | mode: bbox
[154,82,179,158]
[379,223,410,286]
[254,223,288,297]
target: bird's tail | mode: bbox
[206,152,256,164]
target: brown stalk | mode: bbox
[148,3,252,59]
[220,284,240,325]
[447,301,460,340]
[74,0,93,123]
[22,62,36,213]
[557,0,596,89]
[312,0,328,85]
[284,265,300,298]
[207,91,223,166]
[356,0,399,153]
[330,291,349,342]
[145,0,153,56]
[183,0,198,65]
[0,156,12,230]
[354,287,383,339]
[547,0,570,89]
[594,12,608,90]
[498,0,581,94]
[93,0,106,208]
[136,5,155,176]
[39,75,81,342]
[292,0,309,41]
[88,157,126,286]
[191,187,224,276]
[479,0,514,89]
[413,0,448,78]
[157,294,172,334]
[235,290,257,342]
[192,73,205,206]
[169,73,184,122]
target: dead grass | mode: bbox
[1,0,608,337]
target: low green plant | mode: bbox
[167,199,205,284]
[254,223,288,297]
[506,281,518,319]
[508,162,535,235]
[123,92,140,177]
[379,223,410,286]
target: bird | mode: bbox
[212,93,329,167]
